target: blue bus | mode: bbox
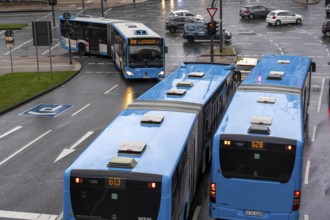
[210,55,315,220]
[59,15,167,79]
[63,62,241,220]
[129,62,240,175]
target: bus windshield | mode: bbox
[220,140,296,183]
[128,45,163,68]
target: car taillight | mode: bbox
[210,183,216,203]
[292,190,301,211]
[272,16,276,19]
[244,10,250,13]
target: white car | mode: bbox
[170,10,204,21]
[266,10,303,26]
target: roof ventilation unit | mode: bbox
[107,157,137,168]
[188,72,205,78]
[166,89,186,96]
[118,141,147,155]
[176,81,194,87]
[257,96,276,104]
[134,30,147,35]
[267,71,284,80]
[277,60,291,64]
[141,114,164,124]
[251,116,272,125]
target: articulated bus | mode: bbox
[58,15,167,79]
[129,62,240,175]
[210,55,316,220]
[63,62,240,220]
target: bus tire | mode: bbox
[79,43,87,56]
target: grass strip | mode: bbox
[0,71,76,112]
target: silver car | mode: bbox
[266,10,303,26]
[239,5,270,19]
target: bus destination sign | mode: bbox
[129,38,161,45]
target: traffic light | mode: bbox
[48,0,57,5]
[207,21,214,36]
[213,21,219,35]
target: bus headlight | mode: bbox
[126,71,134,77]
[158,71,165,76]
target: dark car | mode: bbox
[183,22,231,43]
[322,19,330,36]
[239,5,270,19]
[165,16,201,34]
[326,4,330,17]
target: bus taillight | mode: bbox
[292,190,301,211]
[210,183,216,203]
[75,177,83,184]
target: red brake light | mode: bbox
[272,16,276,19]
[292,190,301,211]
[244,10,250,13]
[210,183,216,203]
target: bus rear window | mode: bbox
[219,140,296,183]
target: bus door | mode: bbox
[89,28,100,54]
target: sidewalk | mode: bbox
[0,55,80,75]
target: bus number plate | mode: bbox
[244,210,263,217]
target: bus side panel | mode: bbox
[159,176,171,220]
[63,169,75,220]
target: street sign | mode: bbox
[207,8,218,18]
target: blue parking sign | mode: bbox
[20,103,72,117]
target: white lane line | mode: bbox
[42,43,60,55]
[304,214,309,220]
[311,125,317,142]
[0,126,22,140]
[4,39,33,55]
[0,210,57,220]
[71,104,90,116]
[53,131,94,163]
[70,131,94,150]
[0,130,52,166]
[304,160,311,185]
[317,78,325,113]
[104,84,119,94]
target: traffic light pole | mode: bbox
[219,0,223,53]
[210,17,214,63]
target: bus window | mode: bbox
[128,45,163,68]
[220,141,296,183]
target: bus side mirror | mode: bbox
[164,45,168,53]
[311,62,316,72]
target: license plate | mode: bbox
[244,210,263,217]
[143,75,150,78]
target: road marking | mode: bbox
[42,43,60,55]
[104,84,119,94]
[192,206,201,220]
[311,125,317,142]
[304,160,311,185]
[4,39,33,55]
[54,131,94,163]
[71,104,90,116]
[0,126,23,140]
[0,130,52,166]
[0,210,57,220]
[317,78,325,113]
[304,214,309,220]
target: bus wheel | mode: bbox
[79,43,86,56]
